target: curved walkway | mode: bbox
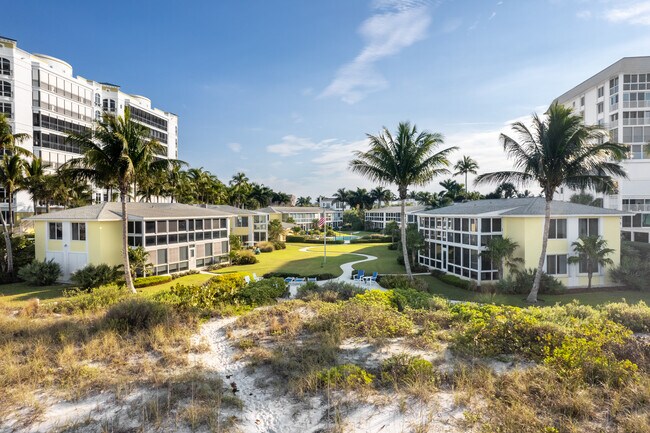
[297,246,379,286]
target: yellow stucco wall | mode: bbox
[34,221,46,261]
[87,221,123,266]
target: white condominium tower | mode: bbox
[555,56,650,243]
[0,35,178,220]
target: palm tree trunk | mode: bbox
[33,198,38,216]
[0,209,12,276]
[121,189,136,293]
[528,198,552,302]
[8,188,13,233]
[400,194,412,279]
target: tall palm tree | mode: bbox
[454,155,479,191]
[0,154,26,232]
[370,186,392,208]
[24,157,48,215]
[229,172,250,208]
[348,188,373,210]
[296,196,312,207]
[333,188,350,207]
[481,237,524,280]
[439,178,464,201]
[0,114,31,275]
[66,109,173,293]
[350,121,456,278]
[475,102,628,302]
[567,236,614,289]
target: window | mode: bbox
[0,80,10,97]
[236,216,249,227]
[179,246,188,261]
[549,219,567,239]
[71,223,86,241]
[157,220,167,233]
[547,254,567,275]
[0,102,11,118]
[0,58,9,75]
[580,96,585,106]
[145,221,156,233]
[205,243,213,257]
[157,249,167,264]
[578,218,599,237]
[598,86,604,98]
[48,222,62,240]
[597,102,604,114]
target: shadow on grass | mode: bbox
[0,282,71,304]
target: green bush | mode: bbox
[286,235,306,243]
[50,285,130,314]
[231,250,258,265]
[296,280,364,302]
[395,255,429,272]
[316,364,374,390]
[3,235,36,281]
[387,243,398,250]
[256,241,275,252]
[17,259,61,286]
[237,277,288,305]
[378,274,429,292]
[271,241,286,250]
[71,263,123,290]
[380,354,436,387]
[303,239,345,245]
[134,275,172,288]
[393,287,448,311]
[438,273,473,290]
[170,269,200,279]
[496,268,566,295]
[601,301,650,333]
[104,298,173,333]
[262,272,300,279]
[350,236,392,244]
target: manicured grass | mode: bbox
[0,273,214,309]
[420,275,650,307]
[214,242,404,278]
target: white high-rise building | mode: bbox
[0,35,178,221]
[555,56,650,243]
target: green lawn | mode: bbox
[420,276,650,307]
[0,273,214,308]
[214,242,402,278]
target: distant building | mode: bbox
[415,198,626,289]
[364,205,427,230]
[555,56,650,243]
[203,204,269,246]
[258,206,334,231]
[317,197,346,228]
[29,203,231,280]
[0,35,178,221]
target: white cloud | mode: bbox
[320,1,432,104]
[228,142,242,153]
[576,9,592,19]
[488,11,497,20]
[604,1,650,25]
[266,135,336,157]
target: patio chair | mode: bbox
[369,272,378,282]
[284,277,295,283]
[253,273,262,282]
[307,277,317,282]
[244,275,251,285]
[353,270,365,282]
[294,277,306,284]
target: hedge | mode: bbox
[262,272,337,280]
[350,237,392,244]
[304,239,345,245]
[286,235,306,242]
[134,275,173,288]
[437,273,472,290]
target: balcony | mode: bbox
[623,204,650,212]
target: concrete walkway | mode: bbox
[297,246,382,289]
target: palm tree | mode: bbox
[567,236,614,289]
[475,102,628,302]
[272,191,291,205]
[229,172,250,208]
[66,109,172,293]
[333,188,350,207]
[0,154,26,232]
[370,186,392,208]
[439,178,464,201]
[296,196,312,207]
[348,188,373,210]
[350,121,456,278]
[24,157,48,215]
[481,237,524,280]
[454,155,479,191]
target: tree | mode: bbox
[24,157,48,215]
[0,154,26,232]
[384,220,400,243]
[229,234,243,251]
[350,121,456,278]
[569,191,598,206]
[397,223,425,266]
[454,155,479,191]
[342,209,364,231]
[481,237,524,280]
[567,236,614,289]
[66,109,174,293]
[128,246,152,278]
[439,179,464,201]
[333,188,350,207]
[229,172,251,208]
[348,188,374,210]
[296,196,312,207]
[475,102,628,302]
[370,186,392,208]
[268,219,283,242]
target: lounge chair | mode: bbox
[294,277,306,284]
[253,273,262,282]
[353,270,365,282]
[369,272,378,283]
[307,277,317,282]
[284,277,295,283]
[244,275,251,285]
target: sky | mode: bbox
[5,0,650,197]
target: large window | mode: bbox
[157,249,167,264]
[549,219,567,239]
[578,218,599,237]
[0,102,11,118]
[48,222,62,240]
[235,216,249,227]
[0,80,10,97]
[0,58,9,75]
[546,254,567,275]
[71,223,86,241]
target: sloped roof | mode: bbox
[258,206,331,214]
[416,198,628,217]
[202,204,264,216]
[365,205,427,214]
[28,202,234,221]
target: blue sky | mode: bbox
[6,0,650,196]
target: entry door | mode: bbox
[189,245,196,269]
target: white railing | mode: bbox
[623,204,650,212]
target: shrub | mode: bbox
[601,301,650,333]
[50,284,130,314]
[387,242,398,250]
[297,280,364,302]
[316,364,374,390]
[262,272,300,279]
[286,235,306,243]
[380,354,436,388]
[611,241,650,291]
[496,269,566,295]
[231,250,258,265]
[438,273,473,290]
[393,287,448,311]
[229,234,243,251]
[271,241,286,250]
[104,298,173,333]
[170,269,200,279]
[4,235,35,279]
[237,277,288,305]
[378,274,429,292]
[303,239,345,245]
[71,263,123,290]
[159,274,247,310]
[350,236,392,244]
[256,242,275,253]
[133,275,172,288]
[17,259,60,286]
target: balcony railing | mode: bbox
[623,204,650,212]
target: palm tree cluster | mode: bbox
[332,187,395,210]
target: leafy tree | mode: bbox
[229,234,243,251]
[397,223,425,266]
[439,179,464,201]
[333,188,350,207]
[342,209,364,231]
[296,196,312,207]
[476,102,627,302]
[384,220,400,243]
[229,172,251,208]
[348,187,374,210]
[454,155,479,191]
[66,109,174,293]
[351,121,456,278]
[268,219,284,242]
[481,236,524,280]
[128,246,152,277]
[567,236,615,289]
[24,157,48,215]
[0,153,26,232]
[569,191,599,207]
